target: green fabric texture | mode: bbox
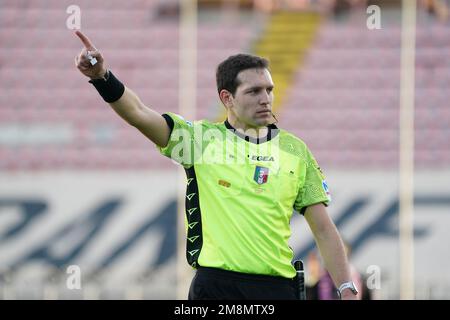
[158,113,330,278]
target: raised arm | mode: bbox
[74,31,170,147]
[304,203,358,300]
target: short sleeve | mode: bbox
[294,147,331,215]
[157,112,196,167]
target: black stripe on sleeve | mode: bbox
[162,113,174,133]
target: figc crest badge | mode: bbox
[254,166,269,185]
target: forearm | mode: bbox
[109,86,147,126]
[313,222,352,289]
[305,204,356,299]
[109,87,170,147]
[88,70,143,126]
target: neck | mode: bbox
[227,115,268,139]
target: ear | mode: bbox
[219,89,233,109]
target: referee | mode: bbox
[74,31,359,300]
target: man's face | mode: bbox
[229,68,274,128]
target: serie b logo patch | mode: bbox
[322,179,332,201]
[254,166,269,185]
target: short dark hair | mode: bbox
[216,53,269,96]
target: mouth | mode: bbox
[256,110,271,115]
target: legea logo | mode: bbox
[251,156,274,161]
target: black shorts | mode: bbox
[188,267,297,300]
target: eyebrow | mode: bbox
[245,85,274,92]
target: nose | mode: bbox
[260,90,271,106]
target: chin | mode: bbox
[254,117,271,127]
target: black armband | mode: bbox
[89,70,125,103]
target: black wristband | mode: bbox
[89,70,125,103]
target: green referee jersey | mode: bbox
[158,112,331,278]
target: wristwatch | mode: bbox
[337,281,359,299]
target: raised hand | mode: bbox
[74,30,107,79]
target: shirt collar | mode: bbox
[224,119,279,144]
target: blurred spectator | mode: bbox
[327,0,368,19]
[154,0,179,20]
[420,0,450,22]
[306,242,373,300]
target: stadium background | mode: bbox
[0,0,449,299]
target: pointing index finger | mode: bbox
[75,30,96,50]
